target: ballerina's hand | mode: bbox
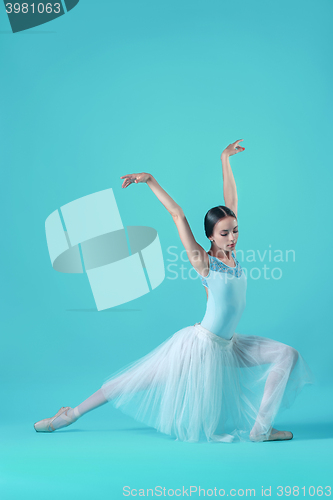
[120,172,151,188]
[221,139,245,159]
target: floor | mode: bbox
[1,403,332,500]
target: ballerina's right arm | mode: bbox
[120,172,209,279]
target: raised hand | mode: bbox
[221,139,245,159]
[120,172,151,188]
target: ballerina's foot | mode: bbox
[34,406,81,432]
[250,428,293,442]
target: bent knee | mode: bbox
[283,345,299,369]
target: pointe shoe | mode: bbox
[250,429,293,442]
[265,430,293,442]
[34,406,80,432]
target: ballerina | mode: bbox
[34,139,314,442]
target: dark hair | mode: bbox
[204,206,237,239]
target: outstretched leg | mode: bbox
[46,363,165,431]
[51,388,109,430]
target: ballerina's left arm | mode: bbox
[220,139,245,221]
[119,172,210,279]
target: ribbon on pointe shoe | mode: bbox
[49,407,81,431]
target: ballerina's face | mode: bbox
[210,217,238,252]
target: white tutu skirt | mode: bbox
[101,323,314,443]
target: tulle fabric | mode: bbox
[101,323,314,443]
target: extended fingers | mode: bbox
[120,174,136,188]
[234,139,245,152]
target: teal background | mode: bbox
[1,0,332,498]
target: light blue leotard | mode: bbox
[194,251,247,340]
